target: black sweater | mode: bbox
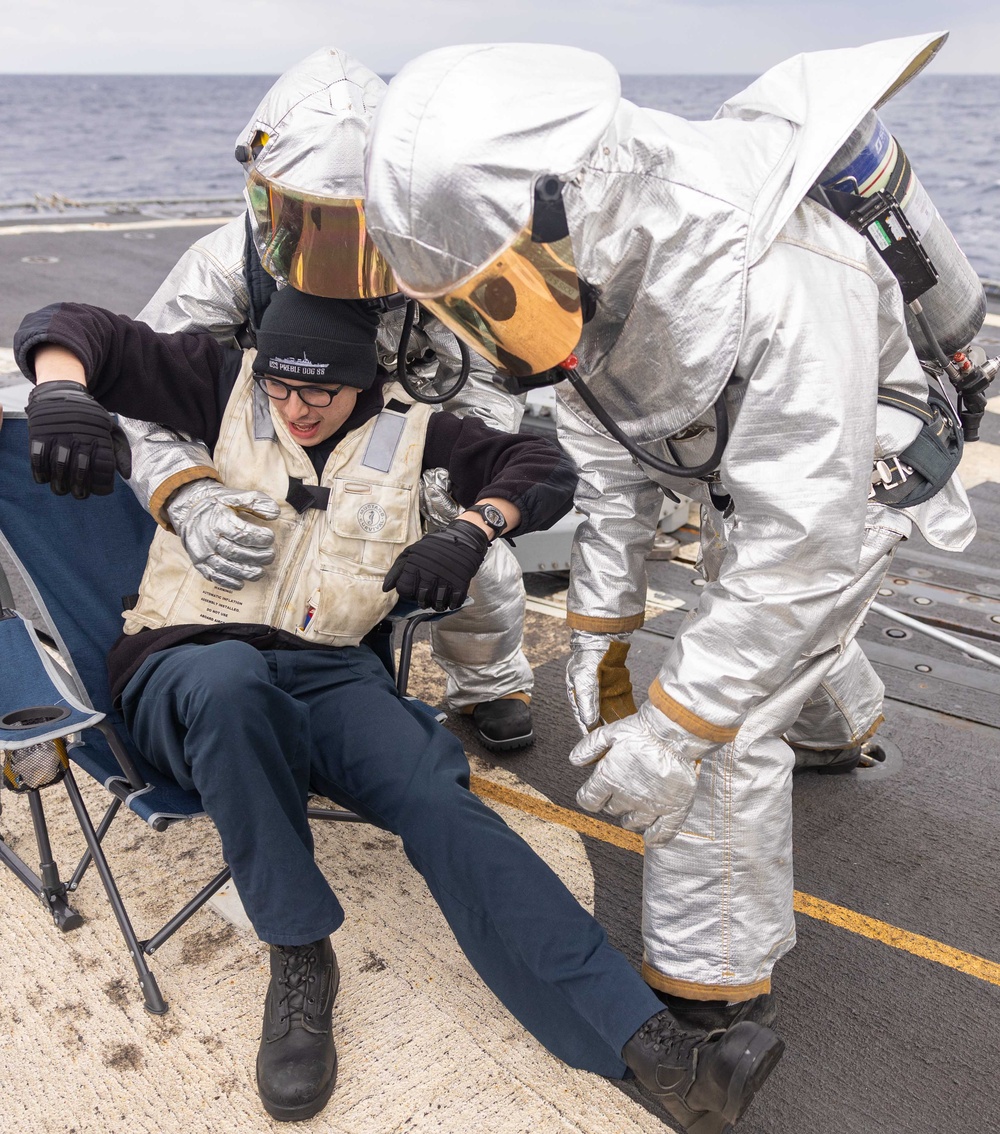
[16,303,577,698]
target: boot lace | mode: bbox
[274,943,320,1024]
[635,1011,707,1070]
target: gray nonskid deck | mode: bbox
[496,590,1000,1134]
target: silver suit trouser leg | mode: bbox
[641,517,906,998]
[429,537,533,711]
[784,642,886,750]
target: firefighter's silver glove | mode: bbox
[569,700,703,848]
[165,479,280,590]
[566,630,637,734]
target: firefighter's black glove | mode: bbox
[382,517,490,612]
[26,380,132,498]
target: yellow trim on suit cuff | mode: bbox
[647,679,740,744]
[566,610,645,633]
[459,691,532,715]
[856,714,885,744]
[149,466,221,530]
[642,962,771,1001]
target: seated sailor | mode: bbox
[14,288,783,1132]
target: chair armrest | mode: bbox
[389,598,474,696]
[0,613,104,750]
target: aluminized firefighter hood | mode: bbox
[365,34,947,443]
[239,46,385,200]
[238,47,395,297]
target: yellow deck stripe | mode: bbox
[791,892,1000,986]
[470,774,1000,989]
[471,775,644,853]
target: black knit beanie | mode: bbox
[252,288,380,389]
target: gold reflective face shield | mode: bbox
[413,219,584,380]
[246,169,397,299]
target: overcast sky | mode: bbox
[2,0,999,75]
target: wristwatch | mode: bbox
[465,502,508,538]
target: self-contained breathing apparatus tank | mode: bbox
[818,111,999,447]
[819,111,985,359]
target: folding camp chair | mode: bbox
[0,411,451,1015]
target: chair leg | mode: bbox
[0,822,83,935]
[141,865,232,956]
[25,790,84,932]
[67,796,122,892]
[0,830,43,893]
[61,768,168,1015]
[306,806,368,823]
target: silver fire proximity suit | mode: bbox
[362,34,977,999]
[121,48,532,712]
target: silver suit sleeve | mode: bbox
[117,418,220,526]
[557,392,663,633]
[650,202,919,736]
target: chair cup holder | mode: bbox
[2,705,71,729]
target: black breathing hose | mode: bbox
[908,300,976,437]
[910,301,957,376]
[395,300,472,404]
[563,366,730,479]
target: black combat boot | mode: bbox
[471,697,534,752]
[654,990,777,1032]
[791,743,864,774]
[256,937,339,1122]
[623,1009,784,1134]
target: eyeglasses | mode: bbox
[254,375,346,408]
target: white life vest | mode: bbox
[124,355,433,647]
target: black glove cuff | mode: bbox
[27,381,112,430]
[27,379,99,403]
[445,517,491,555]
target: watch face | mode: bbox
[480,504,506,531]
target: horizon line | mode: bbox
[1,69,996,78]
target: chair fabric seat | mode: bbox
[69,730,207,824]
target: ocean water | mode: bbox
[0,74,276,207]
[2,72,998,279]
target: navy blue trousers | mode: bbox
[122,640,662,1077]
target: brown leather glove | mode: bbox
[566,631,638,733]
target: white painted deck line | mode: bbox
[526,584,689,625]
[0,217,239,237]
